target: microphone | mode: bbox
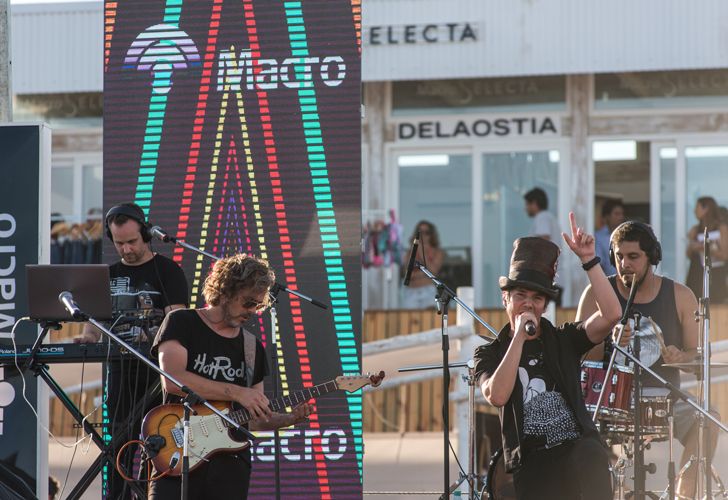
[150,225,176,243]
[58,291,86,321]
[524,320,537,337]
[618,274,640,326]
[403,231,420,287]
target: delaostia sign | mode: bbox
[397,116,559,141]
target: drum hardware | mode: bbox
[607,343,728,500]
[662,361,728,371]
[671,458,728,500]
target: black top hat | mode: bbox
[499,237,560,299]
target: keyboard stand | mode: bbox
[25,322,148,500]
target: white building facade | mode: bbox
[362,0,728,309]
[10,0,728,308]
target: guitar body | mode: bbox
[139,372,385,477]
[141,401,251,477]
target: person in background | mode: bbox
[594,199,625,276]
[524,187,561,243]
[685,196,728,303]
[401,220,446,309]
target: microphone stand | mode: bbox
[154,231,222,261]
[413,263,498,500]
[266,284,327,500]
[80,312,255,500]
[697,227,713,499]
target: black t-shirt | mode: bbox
[152,309,269,405]
[109,253,188,342]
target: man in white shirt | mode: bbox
[524,187,561,244]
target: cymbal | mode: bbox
[662,361,728,370]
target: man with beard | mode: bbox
[149,253,312,499]
[475,213,621,500]
[76,202,189,499]
[577,220,718,499]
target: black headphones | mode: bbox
[105,203,152,243]
[609,220,662,266]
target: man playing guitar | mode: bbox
[148,253,312,499]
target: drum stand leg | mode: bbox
[614,447,631,500]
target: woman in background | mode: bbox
[401,220,446,309]
[686,196,728,303]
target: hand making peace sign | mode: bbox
[561,212,596,262]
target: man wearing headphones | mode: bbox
[576,220,717,498]
[76,202,188,499]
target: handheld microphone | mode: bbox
[150,225,176,243]
[524,320,537,337]
[402,231,420,287]
[58,291,86,320]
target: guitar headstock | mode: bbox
[335,371,385,392]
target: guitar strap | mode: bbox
[242,328,257,388]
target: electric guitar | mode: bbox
[140,371,385,476]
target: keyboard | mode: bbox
[0,342,153,364]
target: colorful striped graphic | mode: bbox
[105,1,361,497]
[281,1,363,481]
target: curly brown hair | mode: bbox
[202,254,275,306]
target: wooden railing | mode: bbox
[363,306,728,433]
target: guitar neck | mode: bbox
[230,379,339,425]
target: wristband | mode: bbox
[582,256,601,271]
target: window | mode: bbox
[398,153,472,307]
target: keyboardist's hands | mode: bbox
[237,387,272,420]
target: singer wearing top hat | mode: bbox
[474,212,621,500]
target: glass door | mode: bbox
[651,142,678,281]
[477,148,563,307]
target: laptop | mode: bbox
[26,264,113,322]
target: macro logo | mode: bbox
[216,48,347,91]
[124,24,201,95]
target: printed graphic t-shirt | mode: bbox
[152,308,269,407]
[109,254,189,343]
[519,339,580,451]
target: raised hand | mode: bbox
[561,211,596,262]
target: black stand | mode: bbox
[437,284,453,499]
[629,317,659,500]
[409,263,498,500]
[21,321,149,499]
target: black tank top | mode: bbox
[608,276,683,387]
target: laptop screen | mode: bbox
[26,265,113,322]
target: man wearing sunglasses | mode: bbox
[150,253,312,499]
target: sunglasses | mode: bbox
[240,298,268,311]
